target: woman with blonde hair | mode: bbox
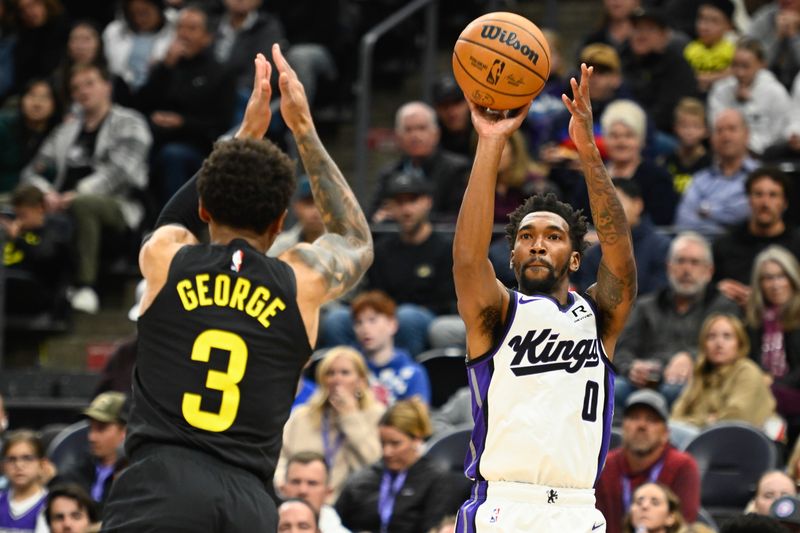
[623,483,688,533]
[745,245,800,420]
[671,313,776,432]
[275,346,384,502]
[336,397,451,533]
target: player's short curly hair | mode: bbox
[505,193,589,254]
[197,138,295,234]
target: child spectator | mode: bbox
[659,98,712,195]
[684,0,737,95]
[0,430,48,532]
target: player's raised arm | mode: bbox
[562,64,636,353]
[273,44,373,303]
[454,101,530,357]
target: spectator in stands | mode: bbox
[659,98,712,196]
[55,392,127,512]
[0,79,60,195]
[11,0,68,95]
[279,451,350,533]
[430,386,471,437]
[323,173,460,356]
[278,498,320,533]
[753,470,798,515]
[788,436,800,483]
[335,398,451,533]
[22,63,151,314]
[684,0,737,95]
[371,102,470,223]
[713,167,800,307]
[622,483,689,533]
[1,184,71,316]
[764,68,800,161]
[0,0,15,105]
[745,245,800,422]
[431,74,472,158]
[349,291,432,403]
[132,4,235,206]
[671,313,777,434]
[747,0,800,89]
[708,37,792,155]
[614,232,739,406]
[45,483,97,533]
[275,347,384,503]
[675,108,759,235]
[596,390,700,533]
[770,495,800,532]
[597,99,677,225]
[721,513,793,532]
[268,177,324,257]
[493,131,557,224]
[0,430,48,532]
[573,178,670,296]
[212,0,285,124]
[622,6,699,134]
[0,394,7,442]
[580,0,638,53]
[102,0,174,104]
[52,21,106,108]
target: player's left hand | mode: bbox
[273,43,313,135]
[562,63,595,151]
[236,53,273,140]
[467,100,531,141]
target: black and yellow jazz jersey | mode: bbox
[126,239,312,482]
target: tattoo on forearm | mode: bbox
[294,130,373,295]
[584,157,627,247]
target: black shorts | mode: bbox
[101,444,276,532]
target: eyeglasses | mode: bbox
[3,454,37,465]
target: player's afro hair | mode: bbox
[505,193,589,254]
[197,138,295,234]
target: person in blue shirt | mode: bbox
[351,290,432,405]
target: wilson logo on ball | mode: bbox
[480,25,541,65]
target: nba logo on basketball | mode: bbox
[489,507,501,523]
[487,59,505,85]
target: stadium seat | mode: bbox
[684,422,778,523]
[696,507,718,530]
[47,420,89,475]
[416,347,468,408]
[424,426,472,473]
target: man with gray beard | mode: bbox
[595,390,700,533]
[613,231,740,407]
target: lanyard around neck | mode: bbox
[321,411,345,468]
[378,469,408,533]
[622,457,665,512]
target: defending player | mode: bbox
[101,45,372,532]
[453,64,636,532]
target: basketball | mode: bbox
[452,12,551,111]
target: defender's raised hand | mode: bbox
[236,53,272,140]
[562,64,596,152]
[273,43,313,134]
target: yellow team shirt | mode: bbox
[684,39,735,73]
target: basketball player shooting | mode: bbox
[101,45,373,532]
[453,64,636,532]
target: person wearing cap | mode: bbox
[371,101,470,223]
[595,389,700,533]
[684,0,737,95]
[431,74,473,158]
[753,470,798,515]
[622,6,699,134]
[268,176,324,257]
[53,392,127,512]
[320,170,461,357]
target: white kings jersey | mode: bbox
[464,290,615,489]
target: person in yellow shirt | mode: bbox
[684,0,737,95]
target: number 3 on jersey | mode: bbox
[182,329,248,432]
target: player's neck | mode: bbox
[210,225,271,254]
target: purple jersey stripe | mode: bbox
[456,481,488,533]
[465,360,494,480]
[594,361,616,486]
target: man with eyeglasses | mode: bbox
[613,231,740,409]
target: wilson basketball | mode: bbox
[452,12,551,111]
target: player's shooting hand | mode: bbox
[467,99,531,141]
[236,53,272,140]
[273,43,313,135]
[562,64,595,152]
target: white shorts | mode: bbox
[456,481,607,533]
